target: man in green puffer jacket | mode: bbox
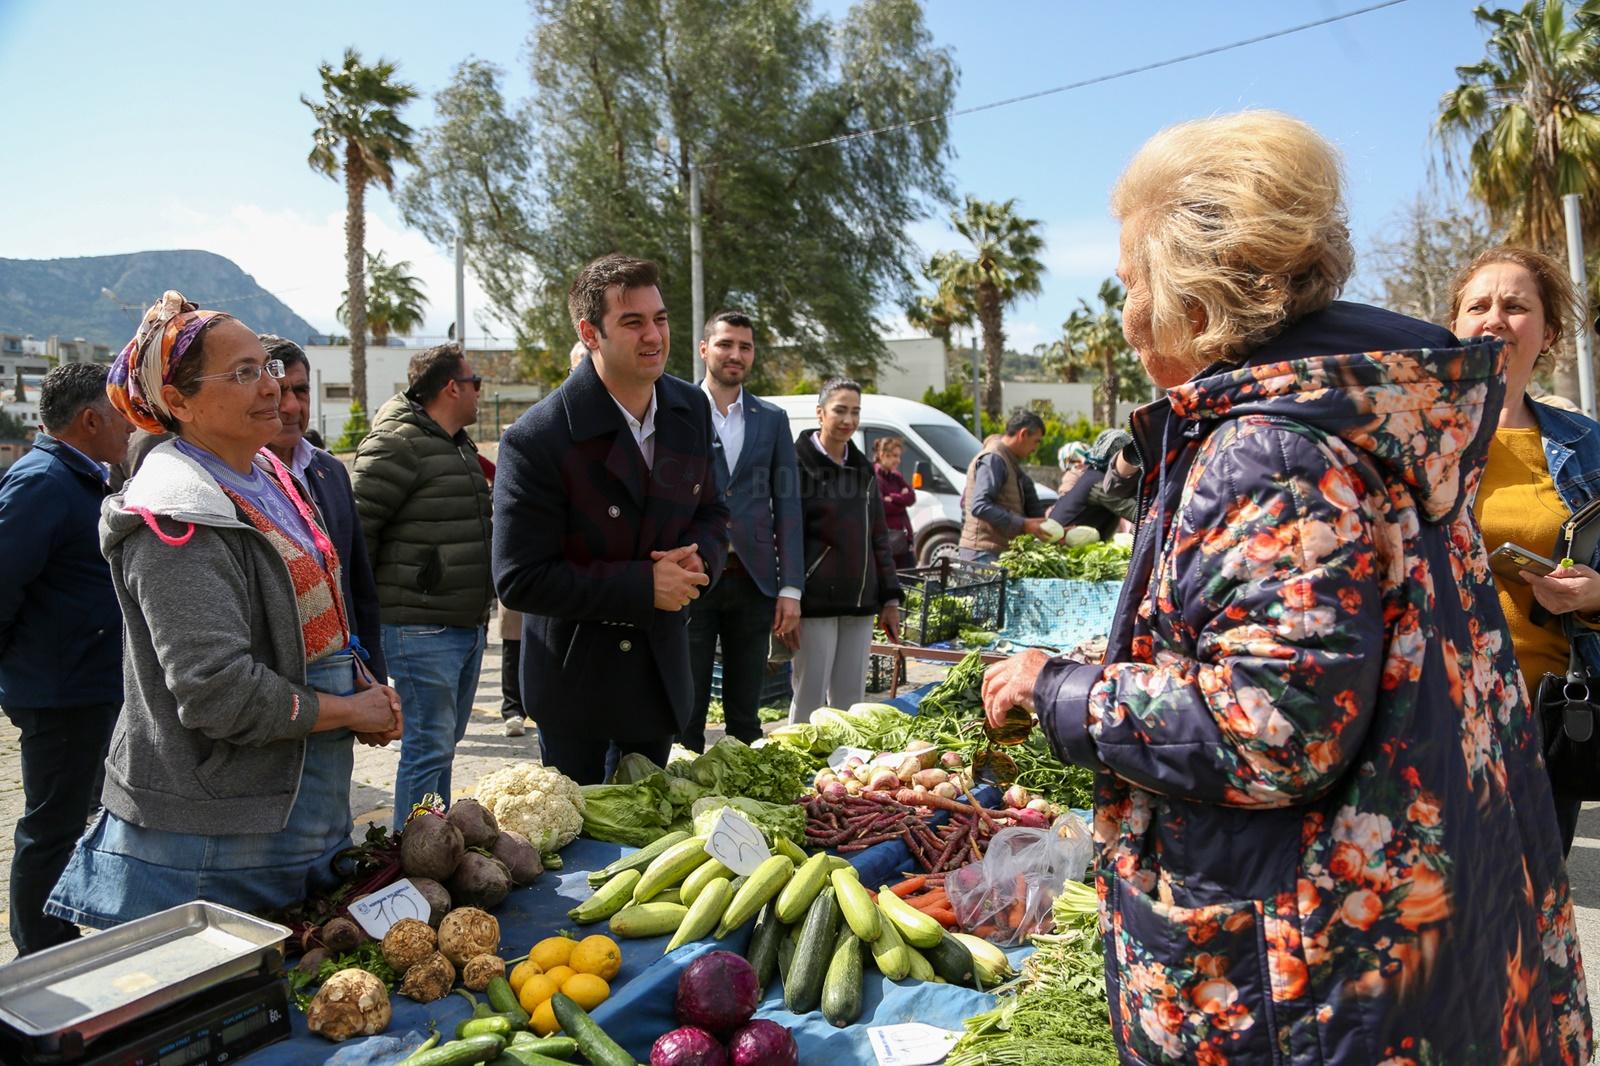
[352,344,494,824]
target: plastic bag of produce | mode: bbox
[945,812,1093,945]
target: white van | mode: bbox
[762,394,1056,565]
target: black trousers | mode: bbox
[5,702,118,955]
[501,639,524,720]
[538,730,671,786]
[684,568,776,752]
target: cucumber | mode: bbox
[507,1034,579,1058]
[549,992,634,1066]
[568,868,641,924]
[924,932,977,988]
[784,886,840,1013]
[905,946,936,982]
[587,830,690,886]
[458,1015,516,1041]
[820,929,864,1027]
[679,858,735,906]
[403,1034,505,1066]
[713,854,795,938]
[776,930,796,985]
[492,1051,575,1066]
[634,836,711,902]
[745,901,785,994]
[775,852,832,924]
[868,912,911,980]
[876,884,944,948]
[667,875,734,952]
[773,834,809,865]
[484,976,531,1028]
[831,868,882,942]
[609,901,688,938]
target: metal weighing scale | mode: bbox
[0,902,293,1066]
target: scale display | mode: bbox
[76,975,290,1066]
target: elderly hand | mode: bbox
[1525,562,1600,617]
[981,649,1051,733]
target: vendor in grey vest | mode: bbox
[959,410,1049,563]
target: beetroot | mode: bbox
[446,798,500,850]
[651,1026,727,1066]
[401,810,465,881]
[447,852,512,909]
[409,876,451,927]
[676,951,759,1036]
[727,1020,799,1066]
[491,830,543,886]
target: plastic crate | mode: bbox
[895,558,1007,645]
[711,656,793,705]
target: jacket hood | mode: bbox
[102,439,248,554]
[1162,302,1504,524]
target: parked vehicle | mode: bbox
[762,394,1056,565]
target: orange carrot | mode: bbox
[889,876,927,898]
[926,905,958,927]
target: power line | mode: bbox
[765,0,1411,160]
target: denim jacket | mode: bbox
[1528,398,1600,675]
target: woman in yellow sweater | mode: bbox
[1454,246,1596,854]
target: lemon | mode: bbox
[561,972,610,1011]
[529,936,576,972]
[543,964,576,988]
[508,958,543,995]
[571,934,622,980]
[530,997,561,1036]
[517,973,560,1014]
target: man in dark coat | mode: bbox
[259,335,386,680]
[493,255,729,783]
[0,362,133,954]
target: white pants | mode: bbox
[789,615,876,723]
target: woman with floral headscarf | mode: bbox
[45,292,403,928]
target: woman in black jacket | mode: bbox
[788,379,901,722]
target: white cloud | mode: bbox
[149,200,504,344]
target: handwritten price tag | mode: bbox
[347,878,432,939]
[868,1023,960,1066]
[703,808,771,876]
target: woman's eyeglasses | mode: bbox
[192,359,286,387]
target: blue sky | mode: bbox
[0,0,1489,351]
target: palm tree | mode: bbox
[303,48,418,411]
[917,197,1045,420]
[1437,0,1600,395]
[339,251,430,346]
[1045,280,1131,427]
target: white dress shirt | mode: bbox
[612,389,658,469]
[287,436,317,483]
[703,382,746,473]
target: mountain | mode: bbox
[0,251,322,349]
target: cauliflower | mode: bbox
[474,764,584,852]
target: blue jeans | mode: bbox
[386,623,487,825]
[45,654,357,928]
[958,547,1000,565]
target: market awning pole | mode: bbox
[1563,193,1594,419]
[690,162,706,385]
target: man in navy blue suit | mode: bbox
[682,311,804,750]
[493,255,729,783]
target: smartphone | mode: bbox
[1488,542,1558,583]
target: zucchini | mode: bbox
[484,976,531,1028]
[868,912,911,980]
[667,875,734,952]
[820,930,864,1027]
[679,858,734,906]
[831,868,882,942]
[634,836,711,902]
[904,945,936,982]
[568,868,641,924]
[924,932,977,988]
[654,888,683,907]
[951,932,1015,988]
[507,1034,579,1058]
[609,901,688,938]
[784,886,840,1013]
[876,884,944,948]
[775,852,832,923]
[745,901,785,994]
[403,1034,505,1066]
[773,834,809,865]
[587,830,689,886]
[714,854,795,938]
[825,856,853,872]
[549,992,634,1066]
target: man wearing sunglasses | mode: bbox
[352,344,495,824]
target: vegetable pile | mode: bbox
[653,952,799,1065]
[997,532,1133,581]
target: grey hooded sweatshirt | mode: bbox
[99,440,325,835]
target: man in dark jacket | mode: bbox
[494,254,729,783]
[353,344,494,822]
[259,335,385,680]
[959,410,1049,563]
[0,362,133,954]
[682,310,804,750]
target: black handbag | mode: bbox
[1532,494,1600,800]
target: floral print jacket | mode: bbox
[1036,302,1590,1065]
